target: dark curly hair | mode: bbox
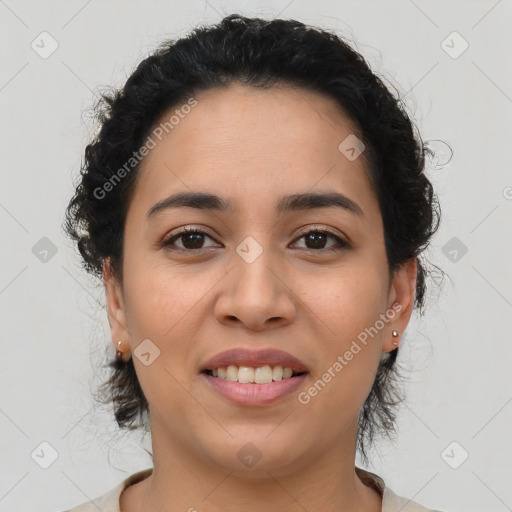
[63,13,443,465]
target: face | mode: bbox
[104,82,416,478]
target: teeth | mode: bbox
[283,367,293,379]
[272,365,283,381]
[208,365,300,384]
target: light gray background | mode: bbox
[1,1,511,511]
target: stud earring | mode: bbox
[392,330,400,347]
[116,340,123,360]
[116,340,131,362]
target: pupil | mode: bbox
[307,232,325,249]
[184,233,204,249]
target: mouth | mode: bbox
[202,366,308,384]
[201,367,309,406]
[199,347,310,405]
[200,347,310,380]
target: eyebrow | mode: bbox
[146,190,364,219]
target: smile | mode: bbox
[203,364,306,384]
[201,368,308,406]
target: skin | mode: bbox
[104,82,417,512]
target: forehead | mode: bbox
[130,82,378,219]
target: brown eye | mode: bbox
[179,231,206,249]
[305,231,328,249]
[162,227,219,251]
[292,229,349,252]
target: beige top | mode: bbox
[62,467,444,512]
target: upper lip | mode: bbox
[201,347,309,373]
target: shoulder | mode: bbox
[356,466,446,512]
[60,468,153,512]
[383,486,446,512]
[59,484,122,512]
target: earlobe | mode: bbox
[391,330,400,347]
[383,258,418,353]
[103,258,129,353]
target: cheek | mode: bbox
[304,260,388,339]
[125,270,197,338]
[297,261,388,404]
[121,263,212,409]
[123,255,222,353]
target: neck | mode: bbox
[121,416,382,512]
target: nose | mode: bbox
[213,241,297,331]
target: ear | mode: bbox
[103,258,129,351]
[382,258,417,353]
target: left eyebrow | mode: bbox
[276,191,364,216]
[146,190,364,219]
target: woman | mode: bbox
[62,14,444,512]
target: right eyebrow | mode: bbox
[147,192,231,219]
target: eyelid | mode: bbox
[161,225,219,248]
[293,224,348,242]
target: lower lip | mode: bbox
[201,372,308,406]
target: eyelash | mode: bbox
[161,226,350,253]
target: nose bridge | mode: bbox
[232,233,281,301]
[215,231,296,329]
